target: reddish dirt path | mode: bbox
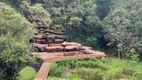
[32,52,106,80]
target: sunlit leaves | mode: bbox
[0,2,34,79]
[0,2,34,43]
[20,1,52,27]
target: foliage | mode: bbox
[0,37,32,80]
[30,0,142,59]
[129,49,139,62]
[57,58,108,70]
[49,58,142,80]
[67,74,82,80]
[0,0,142,79]
[1,0,142,59]
[20,1,52,27]
[133,70,142,80]
[110,0,142,11]
[96,0,112,19]
[47,77,63,80]
[103,8,142,59]
[48,62,69,77]
[0,0,30,8]
[40,0,104,49]
[106,68,123,79]
[75,67,105,80]
[0,2,34,42]
[0,2,34,79]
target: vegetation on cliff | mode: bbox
[0,0,142,79]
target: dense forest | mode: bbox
[0,0,142,80]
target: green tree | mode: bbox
[0,37,32,80]
[110,0,142,11]
[41,0,103,49]
[96,0,112,20]
[20,1,52,27]
[0,2,34,79]
[0,2,34,42]
[0,0,30,8]
[103,9,142,59]
[103,0,142,59]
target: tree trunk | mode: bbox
[118,51,120,59]
[122,52,125,59]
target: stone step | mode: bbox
[61,42,81,46]
[32,39,64,44]
[31,51,84,57]
[33,43,96,53]
[44,45,81,52]
[33,43,83,52]
[33,33,66,39]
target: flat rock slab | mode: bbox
[31,52,56,60]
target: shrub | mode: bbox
[90,69,105,80]
[48,62,69,77]
[132,70,142,80]
[49,58,142,80]
[106,68,123,79]
[75,67,105,80]
[57,59,108,70]
[122,61,136,75]
[47,76,63,80]
[67,74,82,80]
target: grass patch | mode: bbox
[47,76,64,80]
[17,66,36,80]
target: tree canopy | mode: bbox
[0,2,34,79]
[0,0,142,79]
[103,0,142,59]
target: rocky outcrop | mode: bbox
[29,13,106,80]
